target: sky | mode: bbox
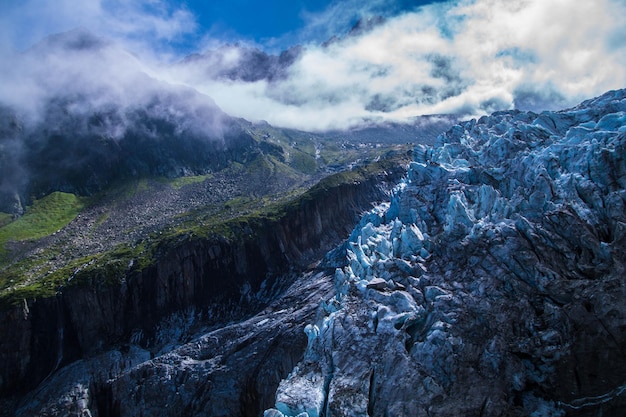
[1,0,625,131]
[0,0,445,54]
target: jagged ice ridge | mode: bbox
[266,89,626,416]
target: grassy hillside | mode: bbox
[0,213,12,228]
[0,149,411,307]
[0,192,86,261]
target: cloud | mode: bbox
[1,0,625,132]
[0,0,624,208]
[1,30,151,121]
[0,25,229,146]
[0,0,196,56]
[446,0,626,110]
[295,0,396,44]
[168,0,625,130]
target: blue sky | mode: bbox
[191,0,340,42]
[186,0,443,45]
[0,0,448,54]
[1,0,625,130]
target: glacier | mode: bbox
[10,89,626,417]
[266,89,626,416]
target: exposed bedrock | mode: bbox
[0,158,407,414]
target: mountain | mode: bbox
[180,44,303,83]
[0,151,412,416]
[0,29,457,416]
[0,29,238,212]
[0,30,459,306]
[1,88,624,416]
[0,27,461,207]
[0,29,455,217]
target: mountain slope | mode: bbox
[0,29,457,287]
[8,88,624,417]
[0,152,411,415]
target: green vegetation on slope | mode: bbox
[163,174,213,189]
[289,148,318,174]
[0,148,411,308]
[0,192,86,260]
[0,242,151,307]
[164,150,410,243]
[0,213,12,228]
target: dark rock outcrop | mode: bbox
[0,157,407,415]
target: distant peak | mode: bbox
[348,16,386,37]
[30,28,109,53]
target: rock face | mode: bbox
[266,89,626,417]
[5,88,626,417]
[15,271,334,417]
[0,158,406,415]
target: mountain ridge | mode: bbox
[0,27,458,214]
[0,88,623,416]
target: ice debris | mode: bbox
[265,89,626,416]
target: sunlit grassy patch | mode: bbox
[0,192,86,260]
[0,212,12,228]
[167,174,213,189]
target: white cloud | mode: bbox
[0,0,205,127]
[178,0,626,130]
[447,0,626,106]
[296,0,394,42]
[1,0,625,131]
[0,0,196,56]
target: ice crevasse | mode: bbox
[265,89,626,417]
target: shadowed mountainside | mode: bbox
[0,153,410,416]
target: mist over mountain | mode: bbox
[3,0,625,132]
[0,1,625,416]
[2,0,626,127]
[0,27,462,214]
[0,87,623,417]
[0,30,249,212]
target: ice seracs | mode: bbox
[266,89,626,416]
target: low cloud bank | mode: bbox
[0,0,625,132]
[173,0,626,130]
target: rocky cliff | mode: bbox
[0,156,407,416]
